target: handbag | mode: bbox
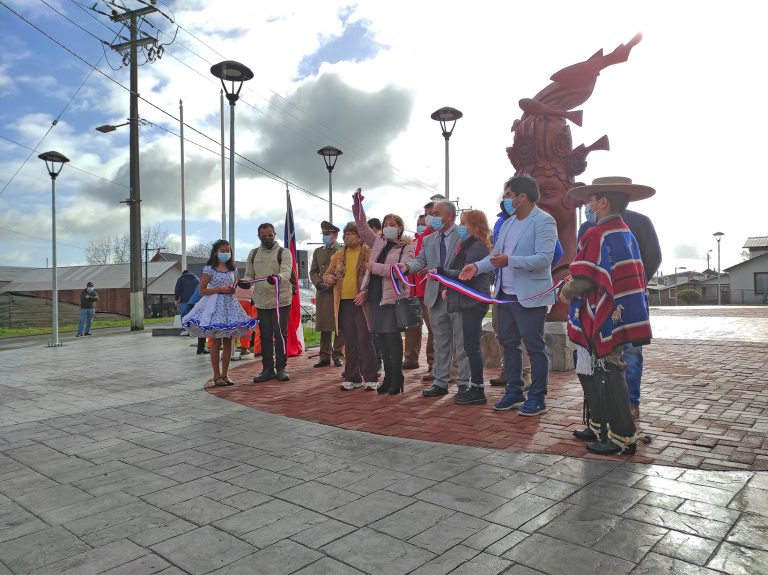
[394,296,422,330]
[393,244,422,330]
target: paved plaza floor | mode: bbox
[0,306,766,574]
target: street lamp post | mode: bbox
[430,106,463,200]
[211,60,254,256]
[317,146,343,224]
[38,151,70,347]
[674,266,686,304]
[714,231,724,305]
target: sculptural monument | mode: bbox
[507,33,643,323]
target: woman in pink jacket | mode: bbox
[352,192,415,395]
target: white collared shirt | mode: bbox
[500,217,525,294]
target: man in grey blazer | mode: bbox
[400,200,471,397]
[460,175,557,415]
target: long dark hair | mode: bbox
[207,239,235,271]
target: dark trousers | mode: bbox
[460,305,488,386]
[257,305,291,371]
[578,358,636,443]
[372,334,383,368]
[319,331,345,361]
[339,300,378,383]
[377,332,404,391]
[496,291,548,402]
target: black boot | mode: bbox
[377,373,391,394]
[388,373,404,395]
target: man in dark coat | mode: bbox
[310,221,345,367]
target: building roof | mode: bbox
[0,266,33,284]
[743,236,768,249]
[724,250,768,272]
[0,262,178,293]
[153,252,246,267]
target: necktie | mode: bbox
[439,233,447,267]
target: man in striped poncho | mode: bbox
[559,177,654,456]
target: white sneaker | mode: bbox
[363,381,379,391]
[340,381,363,391]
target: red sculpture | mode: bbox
[507,33,642,321]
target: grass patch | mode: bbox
[303,327,321,347]
[0,318,170,339]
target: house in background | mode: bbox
[721,251,768,305]
[0,262,182,317]
[743,236,768,259]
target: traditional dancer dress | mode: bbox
[182,266,257,339]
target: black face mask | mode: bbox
[261,238,275,249]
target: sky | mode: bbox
[1,0,766,278]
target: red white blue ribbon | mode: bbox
[427,271,567,304]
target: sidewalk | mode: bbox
[0,310,766,574]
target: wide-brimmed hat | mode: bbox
[320,220,340,233]
[568,176,655,202]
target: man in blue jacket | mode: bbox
[461,175,557,416]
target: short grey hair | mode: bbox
[434,200,456,218]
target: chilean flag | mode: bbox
[284,188,305,356]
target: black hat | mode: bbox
[86,281,94,287]
[320,221,340,233]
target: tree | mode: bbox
[85,225,179,264]
[677,289,701,305]
[187,242,215,258]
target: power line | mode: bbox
[0,134,127,190]
[0,225,87,251]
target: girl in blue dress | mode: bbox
[182,240,257,387]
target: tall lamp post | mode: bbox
[38,151,70,347]
[317,146,342,224]
[674,266,687,304]
[714,231,724,305]
[211,60,253,255]
[430,106,463,200]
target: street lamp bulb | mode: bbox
[38,150,70,177]
[317,146,343,171]
[210,60,254,83]
[431,107,463,122]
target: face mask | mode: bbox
[322,235,333,246]
[424,215,434,228]
[456,225,468,239]
[86,287,94,293]
[382,226,399,241]
[416,225,427,235]
[430,216,443,231]
[503,198,517,216]
[217,252,231,263]
[261,238,275,249]
[586,202,597,224]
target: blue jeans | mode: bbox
[623,343,643,405]
[77,308,95,335]
[496,291,549,402]
[178,302,190,319]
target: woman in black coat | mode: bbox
[436,210,493,405]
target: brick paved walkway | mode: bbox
[218,307,768,472]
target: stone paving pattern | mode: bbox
[216,308,768,472]
[0,306,765,574]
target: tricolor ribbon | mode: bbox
[353,187,364,222]
[427,271,567,304]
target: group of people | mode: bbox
[180,173,659,457]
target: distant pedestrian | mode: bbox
[185,285,209,355]
[182,240,257,387]
[174,269,199,335]
[76,281,98,336]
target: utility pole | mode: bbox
[109,4,158,331]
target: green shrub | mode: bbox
[677,289,701,304]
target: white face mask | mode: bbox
[424,215,434,227]
[382,226,399,241]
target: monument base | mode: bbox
[545,321,574,372]
[480,318,501,369]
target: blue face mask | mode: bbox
[416,225,427,235]
[217,252,231,263]
[456,225,468,239]
[503,198,517,216]
[430,216,443,231]
[585,202,597,224]
[322,235,333,246]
